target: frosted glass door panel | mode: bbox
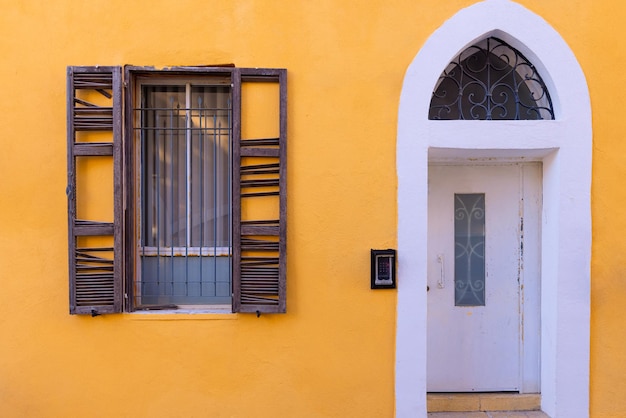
[454,193,486,306]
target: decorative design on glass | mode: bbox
[429,37,554,120]
[454,194,486,306]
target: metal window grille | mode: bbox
[429,37,554,120]
[134,82,232,307]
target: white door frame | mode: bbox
[395,1,591,417]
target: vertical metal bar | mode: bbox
[199,94,204,297]
[186,84,192,247]
[185,84,191,297]
[214,114,218,298]
[170,97,176,298]
[227,96,233,295]
[487,37,492,120]
[156,106,162,299]
[140,101,148,305]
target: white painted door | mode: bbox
[427,163,541,392]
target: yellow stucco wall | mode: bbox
[0,0,624,417]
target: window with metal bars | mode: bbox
[135,79,233,307]
[67,66,287,315]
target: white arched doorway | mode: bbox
[395,1,591,417]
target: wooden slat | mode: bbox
[242,274,278,279]
[240,225,279,236]
[242,238,279,251]
[240,178,279,188]
[240,295,279,302]
[73,143,113,156]
[241,191,280,198]
[240,289,279,295]
[241,163,280,175]
[74,221,114,236]
[74,107,113,115]
[242,256,279,263]
[241,138,279,146]
[240,148,280,158]
[74,122,114,131]
[240,67,283,83]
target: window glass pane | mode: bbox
[454,193,486,306]
[141,85,186,247]
[190,86,231,248]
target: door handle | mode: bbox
[437,254,445,289]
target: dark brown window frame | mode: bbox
[67,65,287,315]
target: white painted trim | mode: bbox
[395,1,591,417]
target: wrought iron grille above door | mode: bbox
[429,37,554,120]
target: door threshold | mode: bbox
[427,393,540,412]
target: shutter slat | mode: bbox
[232,68,287,313]
[240,148,280,158]
[74,143,114,156]
[241,238,279,251]
[68,66,123,315]
[74,222,114,236]
[240,178,280,188]
[240,225,279,236]
[241,163,280,175]
[241,138,280,146]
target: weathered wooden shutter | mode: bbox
[232,68,287,313]
[67,66,123,315]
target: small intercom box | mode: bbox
[371,249,396,289]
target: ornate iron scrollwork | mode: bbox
[429,37,554,120]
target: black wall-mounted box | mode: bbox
[371,249,396,289]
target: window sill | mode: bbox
[128,308,237,320]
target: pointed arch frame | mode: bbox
[396,1,591,417]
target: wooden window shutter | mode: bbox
[232,68,287,313]
[67,66,123,315]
